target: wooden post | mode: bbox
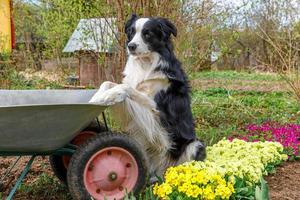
[0,0,14,53]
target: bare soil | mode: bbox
[1,157,299,199]
[191,79,290,92]
[0,156,69,200]
[265,161,300,200]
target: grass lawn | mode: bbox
[190,70,282,81]
[192,88,299,146]
[1,70,299,199]
[191,70,299,146]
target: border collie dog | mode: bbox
[90,14,206,177]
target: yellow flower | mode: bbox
[153,183,172,199]
[203,185,215,200]
[215,182,234,199]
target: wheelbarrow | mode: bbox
[0,90,148,200]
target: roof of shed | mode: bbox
[63,18,117,53]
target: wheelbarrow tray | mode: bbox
[0,90,105,153]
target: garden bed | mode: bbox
[266,161,300,200]
[153,139,288,199]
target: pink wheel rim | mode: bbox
[83,147,139,200]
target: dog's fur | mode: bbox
[89,14,206,177]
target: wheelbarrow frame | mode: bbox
[1,146,75,199]
[1,145,77,199]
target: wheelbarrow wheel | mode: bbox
[0,182,4,192]
[67,132,148,200]
[50,121,107,185]
[49,155,68,185]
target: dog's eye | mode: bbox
[127,28,135,39]
[144,32,151,39]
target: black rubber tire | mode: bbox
[67,132,148,200]
[49,154,69,185]
[49,121,107,185]
[0,182,4,192]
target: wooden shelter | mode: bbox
[63,18,119,87]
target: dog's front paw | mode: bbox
[98,81,117,93]
[89,85,128,105]
[101,89,128,105]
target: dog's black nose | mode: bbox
[128,43,137,51]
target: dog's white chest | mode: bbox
[122,55,170,98]
[123,65,148,88]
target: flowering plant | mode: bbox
[153,139,287,200]
[228,122,300,159]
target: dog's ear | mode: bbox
[125,14,138,34]
[157,17,177,38]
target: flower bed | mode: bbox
[153,139,287,199]
[228,122,300,159]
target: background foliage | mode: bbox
[8,0,300,74]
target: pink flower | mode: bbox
[229,122,300,158]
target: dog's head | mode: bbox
[125,14,177,56]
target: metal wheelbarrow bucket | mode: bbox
[0,90,148,200]
[0,89,105,153]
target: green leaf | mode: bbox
[234,177,246,188]
[155,174,164,184]
[176,196,184,200]
[255,177,269,200]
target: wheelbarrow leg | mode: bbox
[0,156,21,191]
[6,155,36,200]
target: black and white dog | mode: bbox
[90,14,206,176]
